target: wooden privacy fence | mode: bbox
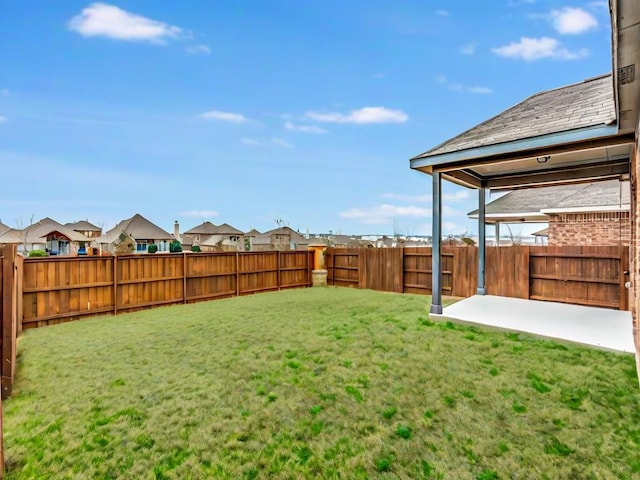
[1,245,22,399]
[21,250,313,329]
[325,245,629,310]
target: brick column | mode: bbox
[632,126,640,384]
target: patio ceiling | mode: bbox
[410,0,640,191]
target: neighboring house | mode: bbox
[251,226,306,251]
[468,180,630,246]
[65,220,103,239]
[244,229,261,251]
[96,214,174,254]
[532,228,549,246]
[19,217,91,255]
[0,221,22,246]
[181,221,245,252]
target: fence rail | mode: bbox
[325,246,629,310]
[21,251,313,329]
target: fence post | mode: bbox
[113,255,118,316]
[524,246,531,300]
[1,245,17,399]
[183,252,187,304]
[358,249,367,289]
[277,251,281,290]
[235,251,240,296]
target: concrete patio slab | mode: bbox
[433,295,635,354]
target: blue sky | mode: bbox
[0,1,613,237]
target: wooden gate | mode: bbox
[527,246,628,310]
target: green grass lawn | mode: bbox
[4,287,640,479]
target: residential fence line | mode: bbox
[20,250,313,329]
[325,246,629,311]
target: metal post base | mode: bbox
[430,303,443,314]
[476,288,486,295]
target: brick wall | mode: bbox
[632,122,640,382]
[548,211,630,246]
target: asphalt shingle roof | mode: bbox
[65,220,101,232]
[185,222,243,236]
[97,214,173,244]
[24,217,90,243]
[468,179,629,217]
[414,74,615,159]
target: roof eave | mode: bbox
[468,213,549,223]
[410,124,619,171]
[541,205,630,214]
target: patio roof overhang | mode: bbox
[410,0,640,192]
[410,126,634,191]
[410,0,640,315]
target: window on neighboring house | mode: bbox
[136,240,148,252]
[158,240,168,252]
[230,236,240,242]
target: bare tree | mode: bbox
[505,224,523,246]
[14,214,35,253]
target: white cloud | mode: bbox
[271,138,293,148]
[306,107,408,124]
[1,89,10,96]
[435,10,450,16]
[380,193,431,203]
[199,110,248,123]
[551,7,598,34]
[460,43,476,55]
[0,116,7,123]
[284,121,327,134]
[186,44,211,54]
[449,83,492,94]
[467,86,492,94]
[371,72,386,79]
[381,191,470,203]
[492,37,588,61]
[180,210,219,218]
[339,204,431,225]
[68,3,184,44]
[444,190,471,201]
[241,138,261,146]
[443,222,461,233]
[588,1,609,11]
[437,75,492,94]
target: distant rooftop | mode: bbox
[468,179,629,221]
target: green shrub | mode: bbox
[28,249,47,257]
[191,245,201,253]
[147,244,158,254]
[169,240,182,253]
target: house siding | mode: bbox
[548,212,630,246]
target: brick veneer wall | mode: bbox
[547,211,630,246]
[632,123,640,383]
